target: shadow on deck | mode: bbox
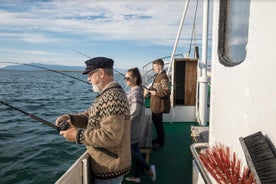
[124,122,198,184]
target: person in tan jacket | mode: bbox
[56,57,131,184]
[145,59,171,149]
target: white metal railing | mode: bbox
[141,54,183,87]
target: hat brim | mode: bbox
[82,68,95,75]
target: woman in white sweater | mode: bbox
[124,67,156,183]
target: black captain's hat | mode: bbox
[82,57,114,74]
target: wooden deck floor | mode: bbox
[123,122,198,184]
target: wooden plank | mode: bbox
[139,115,152,164]
[173,58,198,106]
[184,60,197,105]
[139,115,152,148]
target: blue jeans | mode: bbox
[94,175,124,184]
[131,142,150,177]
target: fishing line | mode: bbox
[0,61,90,85]
[0,100,118,158]
[73,50,125,77]
[73,50,158,91]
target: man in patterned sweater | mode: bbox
[145,59,171,149]
[56,57,131,184]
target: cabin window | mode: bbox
[218,0,250,66]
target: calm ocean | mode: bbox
[0,70,129,184]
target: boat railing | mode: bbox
[141,54,183,87]
[55,151,91,184]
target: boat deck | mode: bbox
[124,122,198,184]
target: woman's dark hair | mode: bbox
[127,67,142,86]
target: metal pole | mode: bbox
[198,0,209,125]
[167,0,191,76]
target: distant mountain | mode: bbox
[1,63,84,71]
[1,63,127,74]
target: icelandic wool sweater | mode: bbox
[150,71,171,113]
[126,86,145,144]
[69,82,131,179]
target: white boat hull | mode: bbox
[55,151,91,184]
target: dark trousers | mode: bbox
[152,112,165,146]
[131,142,150,177]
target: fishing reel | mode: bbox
[59,121,70,131]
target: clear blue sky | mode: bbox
[0,0,206,70]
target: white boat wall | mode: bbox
[192,0,276,183]
[209,0,276,162]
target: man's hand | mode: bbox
[60,127,78,142]
[55,114,70,127]
[149,90,156,96]
[56,114,77,142]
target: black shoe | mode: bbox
[152,142,163,149]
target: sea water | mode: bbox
[0,70,129,184]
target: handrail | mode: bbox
[141,54,183,86]
[190,143,212,184]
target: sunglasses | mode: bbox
[124,77,131,81]
[88,69,99,77]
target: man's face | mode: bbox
[88,69,103,92]
[152,64,161,73]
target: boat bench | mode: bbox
[139,115,152,164]
[190,125,209,143]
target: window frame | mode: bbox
[218,0,250,67]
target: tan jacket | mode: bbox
[150,71,171,113]
[70,82,131,179]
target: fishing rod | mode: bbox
[73,49,154,92]
[0,100,69,131]
[0,100,118,158]
[73,50,125,77]
[0,61,90,85]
